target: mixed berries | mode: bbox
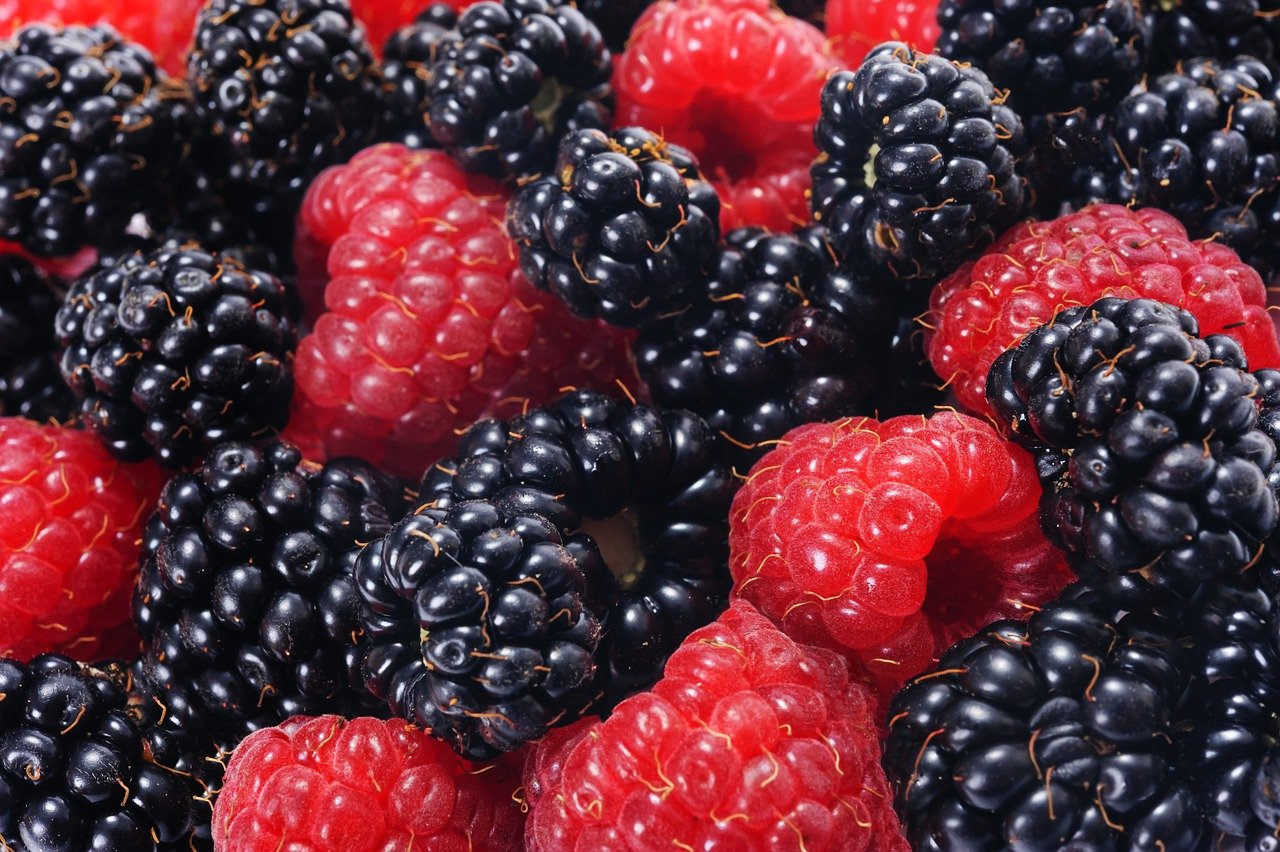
[8,0,1280,849]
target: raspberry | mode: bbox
[825,0,939,69]
[927,204,1280,419]
[0,0,204,74]
[290,143,636,478]
[0,418,162,662]
[728,412,1071,697]
[212,715,525,851]
[613,0,834,232]
[522,600,908,852]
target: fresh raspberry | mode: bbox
[0,417,162,661]
[613,0,835,232]
[926,204,1280,419]
[288,143,636,478]
[522,600,908,852]
[213,715,525,851]
[0,0,203,73]
[825,0,939,68]
[728,412,1072,698]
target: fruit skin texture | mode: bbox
[1143,0,1280,72]
[728,411,1071,698]
[575,0,654,49]
[288,143,636,479]
[613,0,835,232]
[522,600,909,852]
[0,255,76,423]
[352,0,472,57]
[810,42,1027,283]
[0,418,162,662]
[927,204,1280,419]
[0,0,204,74]
[212,714,524,851]
[882,583,1203,851]
[824,0,939,68]
[378,4,458,150]
[988,297,1280,600]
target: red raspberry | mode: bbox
[613,0,836,232]
[523,601,908,852]
[213,715,524,851]
[926,204,1280,419]
[288,143,637,477]
[0,418,162,661]
[0,0,202,73]
[728,412,1071,698]
[825,0,939,68]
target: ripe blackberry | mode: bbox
[420,0,613,181]
[575,0,653,50]
[633,227,893,470]
[0,653,201,850]
[1072,57,1280,269]
[55,244,297,467]
[132,439,404,748]
[379,4,458,149]
[1145,0,1280,71]
[810,42,1028,282]
[987,297,1280,598]
[0,256,74,423]
[0,23,194,258]
[507,126,721,326]
[883,583,1203,850]
[357,390,737,757]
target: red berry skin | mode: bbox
[287,143,638,477]
[213,715,525,851]
[0,0,203,73]
[523,600,909,852]
[728,413,1072,699]
[825,0,939,68]
[927,204,1280,419]
[0,418,162,661]
[613,0,836,233]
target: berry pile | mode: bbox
[6,0,1280,848]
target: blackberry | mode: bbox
[421,0,613,181]
[633,227,893,470]
[1144,0,1280,71]
[0,24,194,258]
[132,439,405,748]
[575,0,654,51]
[356,390,738,757]
[0,654,201,850]
[1071,57,1280,266]
[882,583,1204,851]
[507,126,721,326]
[379,4,458,149]
[810,42,1028,282]
[0,256,74,423]
[987,297,1280,598]
[778,0,829,26]
[55,244,297,467]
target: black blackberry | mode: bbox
[356,389,738,757]
[0,256,75,423]
[0,654,201,850]
[507,126,721,326]
[379,4,458,149]
[810,42,1028,282]
[987,297,1280,598]
[882,583,1204,851]
[421,0,613,181]
[1145,0,1280,71]
[54,244,297,467]
[778,0,828,26]
[1071,57,1280,265]
[633,226,893,470]
[0,23,194,258]
[132,439,405,748]
[574,0,653,51]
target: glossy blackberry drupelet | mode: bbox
[0,24,194,258]
[0,256,75,423]
[987,297,1280,598]
[633,227,893,470]
[575,0,654,50]
[421,0,614,181]
[379,4,458,149]
[0,654,201,850]
[883,583,1203,851]
[357,390,738,758]
[55,245,296,468]
[507,126,722,326]
[1144,0,1280,71]
[132,440,403,748]
[810,42,1028,282]
[1072,57,1280,265]
[936,0,1148,121]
